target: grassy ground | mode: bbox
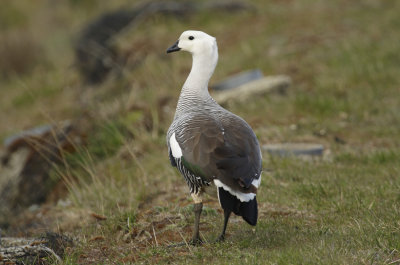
[1,0,400,264]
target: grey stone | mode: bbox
[212,75,291,104]
[3,124,53,148]
[263,143,324,157]
[211,69,263,91]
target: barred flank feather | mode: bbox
[175,158,210,194]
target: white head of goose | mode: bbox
[166,30,262,244]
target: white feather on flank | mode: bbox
[169,132,182,158]
[214,179,256,202]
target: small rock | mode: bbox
[28,204,39,212]
[212,75,291,104]
[211,69,263,91]
[289,124,298,131]
[3,124,54,149]
[263,143,324,157]
[57,199,72,208]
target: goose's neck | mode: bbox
[175,49,218,116]
[183,51,217,95]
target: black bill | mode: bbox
[166,40,181,53]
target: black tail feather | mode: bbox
[239,197,257,226]
[218,187,258,226]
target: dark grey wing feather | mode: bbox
[174,112,262,192]
[215,115,261,188]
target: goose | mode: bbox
[166,30,262,244]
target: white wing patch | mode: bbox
[252,175,262,188]
[214,179,256,202]
[169,132,182,158]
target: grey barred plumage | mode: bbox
[173,157,211,194]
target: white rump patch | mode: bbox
[214,179,256,202]
[169,132,182,158]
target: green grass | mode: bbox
[1,0,400,264]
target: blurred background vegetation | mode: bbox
[0,0,399,264]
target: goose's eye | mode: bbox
[188,36,194,40]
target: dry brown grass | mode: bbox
[0,30,42,78]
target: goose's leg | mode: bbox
[191,202,203,244]
[216,209,231,242]
[167,192,204,247]
[190,193,203,245]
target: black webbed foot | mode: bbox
[189,236,204,246]
[215,234,225,243]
